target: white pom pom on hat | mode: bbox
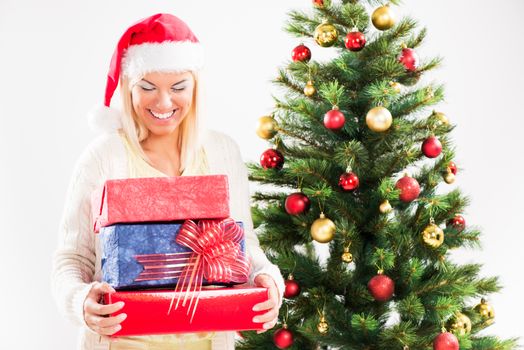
[88,13,204,133]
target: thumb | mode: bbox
[93,282,116,296]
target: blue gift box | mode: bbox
[100,221,245,290]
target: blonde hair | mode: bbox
[119,72,202,173]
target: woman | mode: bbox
[51,13,285,350]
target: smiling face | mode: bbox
[130,71,195,138]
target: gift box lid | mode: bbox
[92,175,230,232]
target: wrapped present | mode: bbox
[103,287,268,336]
[92,175,230,232]
[100,219,249,290]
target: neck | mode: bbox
[141,129,180,159]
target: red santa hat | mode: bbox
[89,13,204,132]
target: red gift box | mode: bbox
[92,175,230,232]
[104,287,268,336]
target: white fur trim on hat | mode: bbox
[122,41,204,80]
[88,104,123,133]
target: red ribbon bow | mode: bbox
[169,218,250,321]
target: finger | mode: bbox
[87,313,127,329]
[86,300,125,317]
[95,324,123,336]
[252,308,278,324]
[257,319,277,334]
[253,299,277,312]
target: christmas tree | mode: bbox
[239,1,518,349]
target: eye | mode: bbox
[140,85,155,91]
[172,86,187,92]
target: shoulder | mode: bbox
[73,131,126,178]
[201,129,241,154]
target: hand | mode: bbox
[252,274,280,334]
[83,282,126,337]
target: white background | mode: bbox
[0,0,523,348]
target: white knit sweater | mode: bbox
[51,130,285,350]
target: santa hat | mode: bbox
[89,13,204,133]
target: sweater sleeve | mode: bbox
[208,131,285,304]
[51,133,121,330]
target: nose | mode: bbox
[156,90,173,111]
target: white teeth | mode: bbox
[150,110,175,119]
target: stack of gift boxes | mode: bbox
[91,175,267,337]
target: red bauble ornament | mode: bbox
[433,332,459,350]
[448,161,458,175]
[285,192,311,215]
[291,44,311,62]
[339,171,359,191]
[422,136,443,158]
[284,277,301,298]
[324,108,345,130]
[273,327,294,349]
[260,149,284,170]
[447,215,466,232]
[312,0,325,7]
[399,47,419,72]
[395,175,421,202]
[368,274,395,301]
[345,30,366,51]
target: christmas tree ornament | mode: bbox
[291,44,311,62]
[311,213,336,243]
[422,219,445,248]
[366,106,393,132]
[345,28,366,51]
[389,81,403,94]
[304,80,316,97]
[447,215,466,232]
[395,174,421,202]
[284,274,301,298]
[432,111,449,125]
[324,107,346,130]
[314,21,338,47]
[399,47,419,72]
[341,246,353,263]
[372,4,396,31]
[433,331,459,350]
[312,0,328,8]
[449,312,472,335]
[273,325,294,349]
[260,149,284,170]
[443,167,455,184]
[368,272,395,301]
[256,116,278,139]
[422,136,443,158]
[317,314,329,334]
[379,199,393,214]
[475,298,495,325]
[448,161,457,175]
[285,192,311,215]
[339,169,359,191]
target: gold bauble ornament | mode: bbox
[444,168,456,184]
[372,4,396,31]
[366,106,393,132]
[310,213,336,243]
[389,81,402,94]
[475,298,495,325]
[314,22,338,47]
[422,222,445,248]
[317,316,329,334]
[256,116,277,139]
[341,247,353,263]
[379,199,393,214]
[432,111,449,125]
[304,80,316,97]
[449,313,472,335]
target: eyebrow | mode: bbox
[141,79,188,87]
